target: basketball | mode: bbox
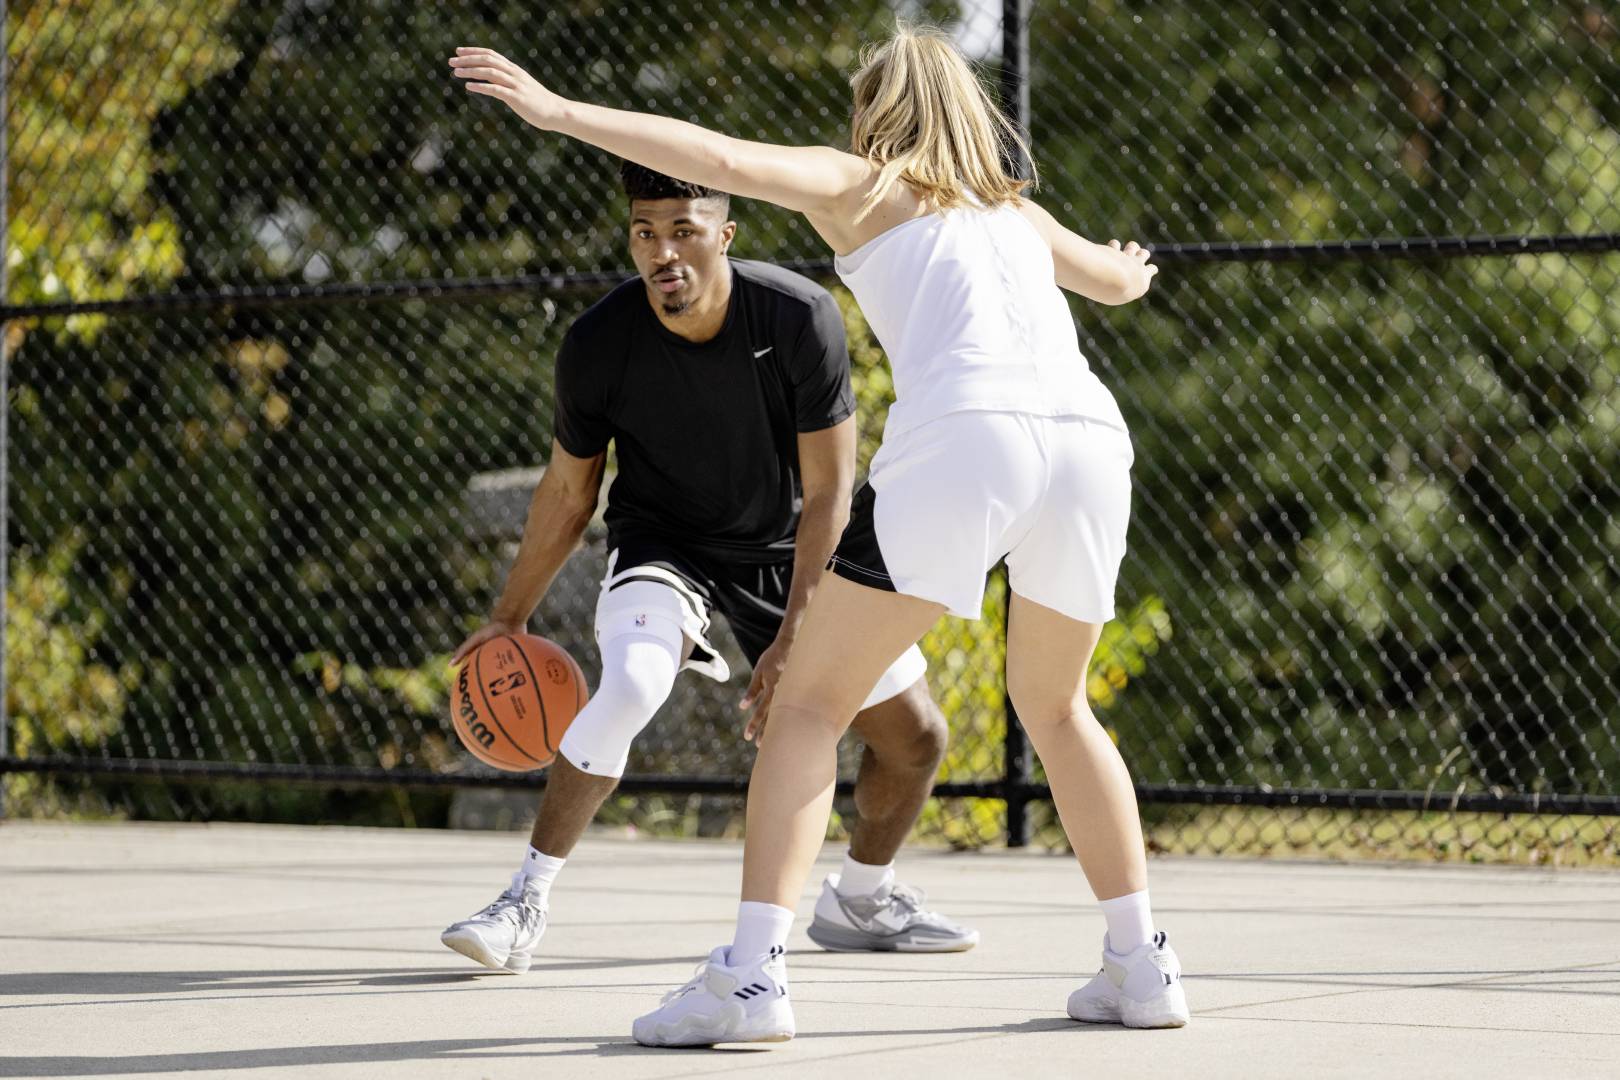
[450,633,588,771]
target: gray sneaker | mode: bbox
[440,872,548,973]
[806,875,979,953]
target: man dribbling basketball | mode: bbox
[439,163,976,973]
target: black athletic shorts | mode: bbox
[608,533,792,667]
[827,482,898,593]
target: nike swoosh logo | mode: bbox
[753,346,773,357]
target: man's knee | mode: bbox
[901,687,950,769]
[559,628,682,779]
[858,680,949,771]
[609,636,681,715]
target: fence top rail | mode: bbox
[6,756,1619,817]
[3,232,1617,321]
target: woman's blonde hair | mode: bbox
[848,24,1035,221]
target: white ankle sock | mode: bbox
[730,901,794,964]
[519,846,566,906]
[835,852,895,897]
[1098,889,1155,954]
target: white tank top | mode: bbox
[834,201,1127,440]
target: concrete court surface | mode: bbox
[0,822,1616,1079]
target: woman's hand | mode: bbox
[1108,239,1158,296]
[449,47,569,131]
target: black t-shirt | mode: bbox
[554,259,856,564]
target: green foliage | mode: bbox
[1026,2,1620,801]
[8,1,1618,850]
[6,533,135,754]
[4,535,137,816]
[6,0,239,325]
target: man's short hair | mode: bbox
[619,161,730,213]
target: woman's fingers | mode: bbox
[1109,238,1154,261]
[450,50,518,78]
[451,66,515,86]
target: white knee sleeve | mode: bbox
[559,582,689,779]
[860,645,929,709]
[600,554,730,682]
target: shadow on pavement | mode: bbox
[0,959,700,1000]
[0,1019,1121,1076]
[0,1036,704,1076]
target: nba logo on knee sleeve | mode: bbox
[635,614,647,626]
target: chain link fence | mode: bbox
[4,0,1619,862]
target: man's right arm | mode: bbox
[452,439,606,663]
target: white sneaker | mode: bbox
[632,945,795,1047]
[806,875,980,953]
[439,872,547,974]
[1067,931,1189,1028]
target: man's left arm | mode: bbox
[740,418,856,738]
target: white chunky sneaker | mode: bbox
[439,872,547,974]
[806,875,979,953]
[632,945,795,1047]
[1067,931,1189,1029]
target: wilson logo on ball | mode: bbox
[456,667,496,749]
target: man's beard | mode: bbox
[660,299,692,316]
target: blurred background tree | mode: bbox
[7,1,1617,841]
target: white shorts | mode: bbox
[829,411,1133,623]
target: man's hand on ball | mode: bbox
[450,618,524,668]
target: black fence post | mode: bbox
[0,0,12,821]
[1000,564,1032,848]
[1000,0,1031,179]
[998,0,1033,848]
[1002,680,1033,846]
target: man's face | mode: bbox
[627,198,736,317]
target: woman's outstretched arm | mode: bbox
[450,47,868,217]
[1018,201,1159,306]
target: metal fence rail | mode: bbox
[5,0,1619,860]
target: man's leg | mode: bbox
[845,679,947,865]
[804,669,979,952]
[528,756,620,857]
[528,612,694,859]
[442,582,692,972]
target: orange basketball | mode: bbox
[450,633,588,771]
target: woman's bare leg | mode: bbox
[1005,592,1147,900]
[740,575,945,907]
